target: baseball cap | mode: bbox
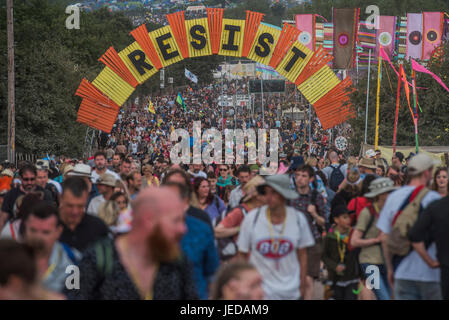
[407,153,439,175]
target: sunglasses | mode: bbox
[22,177,35,182]
[219,168,227,171]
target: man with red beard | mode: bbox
[64,187,198,300]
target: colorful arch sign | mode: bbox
[75,9,355,132]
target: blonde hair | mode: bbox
[98,200,120,226]
[306,157,318,167]
[347,156,357,170]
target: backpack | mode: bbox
[347,204,377,257]
[387,186,429,263]
[95,237,114,278]
[329,165,345,192]
[215,204,248,261]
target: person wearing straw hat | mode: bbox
[87,173,117,216]
[358,157,377,178]
[215,175,266,261]
[237,174,315,300]
[350,178,396,300]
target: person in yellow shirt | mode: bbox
[142,165,160,188]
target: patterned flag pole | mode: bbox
[364,49,372,145]
[375,46,383,149]
[393,64,403,153]
[410,57,419,153]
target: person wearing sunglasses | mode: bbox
[1,164,54,225]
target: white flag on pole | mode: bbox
[184,68,198,84]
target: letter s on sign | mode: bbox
[365,5,380,30]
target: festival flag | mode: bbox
[411,58,449,93]
[333,8,360,69]
[176,92,186,111]
[185,68,198,84]
[406,13,423,60]
[295,14,316,51]
[147,98,155,114]
[376,16,396,58]
[422,12,444,60]
[358,20,377,68]
[397,16,408,60]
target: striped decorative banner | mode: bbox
[323,22,334,54]
[315,22,324,49]
[358,21,377,68]
[397,16,407,61]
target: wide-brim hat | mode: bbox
[97,173,116,188]
[364,177,397,198]
[67,164,92,178]
[1,169,14,177]
[358,157,377,170]
[256,174,298,200]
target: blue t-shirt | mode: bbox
[181,216,219,300]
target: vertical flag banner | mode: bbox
[147,98,155,114]
[323,22,334,55]
[397,16,408,60]
[376,16,396,58]
[406,13,423,60]
[422,12,444,60]
[295,14,316,51]
[185,68,198,83]
[315,22,324,49]
[333,8,359,69]
[358,20,377,68]
[177,92,186,111]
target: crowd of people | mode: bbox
[0,140,448,300]
[0,78,448,300]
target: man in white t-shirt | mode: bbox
[377,153,442,300]
[237,174,315,300]
[90,151,120,184]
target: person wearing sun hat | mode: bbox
[237,174,315,300]
[350,178,396,300]
[358,157,377,177]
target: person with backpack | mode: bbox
[237,174,315,299]
[214,175,266,262]
[377,153,442,300]
[289,164,326,300]
[322,151,347,192]
[349,178,396,300]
